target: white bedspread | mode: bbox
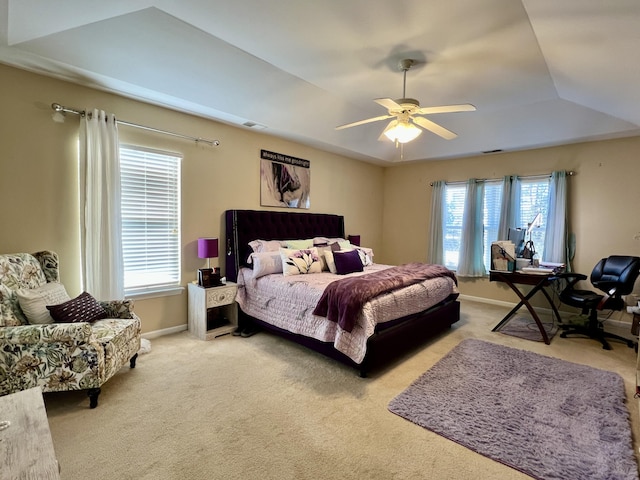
[236,264,458,364]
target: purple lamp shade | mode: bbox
[348,235,361,246]
[198,238,219,269]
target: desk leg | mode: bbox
[492,277,551,345]
[539,286,563,324]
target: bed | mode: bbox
[225,209,460,376]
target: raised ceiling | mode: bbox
[1,0,639,165]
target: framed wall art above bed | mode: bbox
[225,209,460,377]
[260,150,310,209]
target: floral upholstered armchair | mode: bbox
[0,251,141,408]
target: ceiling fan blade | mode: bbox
[335,114,393,130]
[413,116,458,140]
[374,98,402,110]
[378,119,398,141]
[416,104,476,115]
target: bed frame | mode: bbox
[225,209,460,376]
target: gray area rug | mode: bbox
[388,338,638,480]
[496,315,559,342]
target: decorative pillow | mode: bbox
[280,248,322,276]
[330,241,342,253]
[315,245,333,271]
[333,249,364,275]
[47,291,108,323]
[285,239,314,250]
[16,282,71,325]
[251,251,283,279]
[327,238,351,249]
[324,250,337,274]
[356,247,375,267]
[247,240,284,262]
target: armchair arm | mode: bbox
[0,322,93,345]
[99,299,135,319]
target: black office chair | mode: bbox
[559,255,640,350]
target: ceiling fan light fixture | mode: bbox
[383,120,422,143]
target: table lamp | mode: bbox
[197,237,221,286]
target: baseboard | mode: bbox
[601,318,637,341]
[459,294,516,309]
[142,324,187,339]
[461,294,637,340]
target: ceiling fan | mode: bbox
[336,59,476,144]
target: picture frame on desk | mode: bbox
[491,242,516,272]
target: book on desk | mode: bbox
[520,262,565,274]
[521,266,556,274]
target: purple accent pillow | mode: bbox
[333,249,364,275]
[47,291,108,323]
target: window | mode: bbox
[517,178,549,261]
[482,181,503,271]
[443,184,465,270]
[120,146,182,296]
[443,177,550,272]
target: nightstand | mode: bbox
[187,282,238,340]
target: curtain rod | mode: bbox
[51,103,220,147]
[429,171,575,187]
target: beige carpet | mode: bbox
[43,299,640,480]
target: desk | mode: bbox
[0,387,60,479]
[489,270,562,345]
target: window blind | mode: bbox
[120,146,182,294]
[443,184,466,270]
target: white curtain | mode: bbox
[79,109,124,300]
[427,180,445,264]
[457,179,486,277]
[543,171,568,265]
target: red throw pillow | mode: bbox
[47,291,108,323]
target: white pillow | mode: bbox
[327,238,350,248]
[248,239,284,254]
[324,250,337,274]
[312,237,330,246]
[16,282,71,324]
[251,251,283,278]
[280,247,322,276]
[356,247,375,266]
[315,245,333,271]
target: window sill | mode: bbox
[125,286,184,301]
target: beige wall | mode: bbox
[382,137,640,306]
[0,64,384,334]
[3,63,639,333]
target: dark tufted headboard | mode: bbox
[225,209,345,282]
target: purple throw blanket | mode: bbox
[313,263,458,332]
